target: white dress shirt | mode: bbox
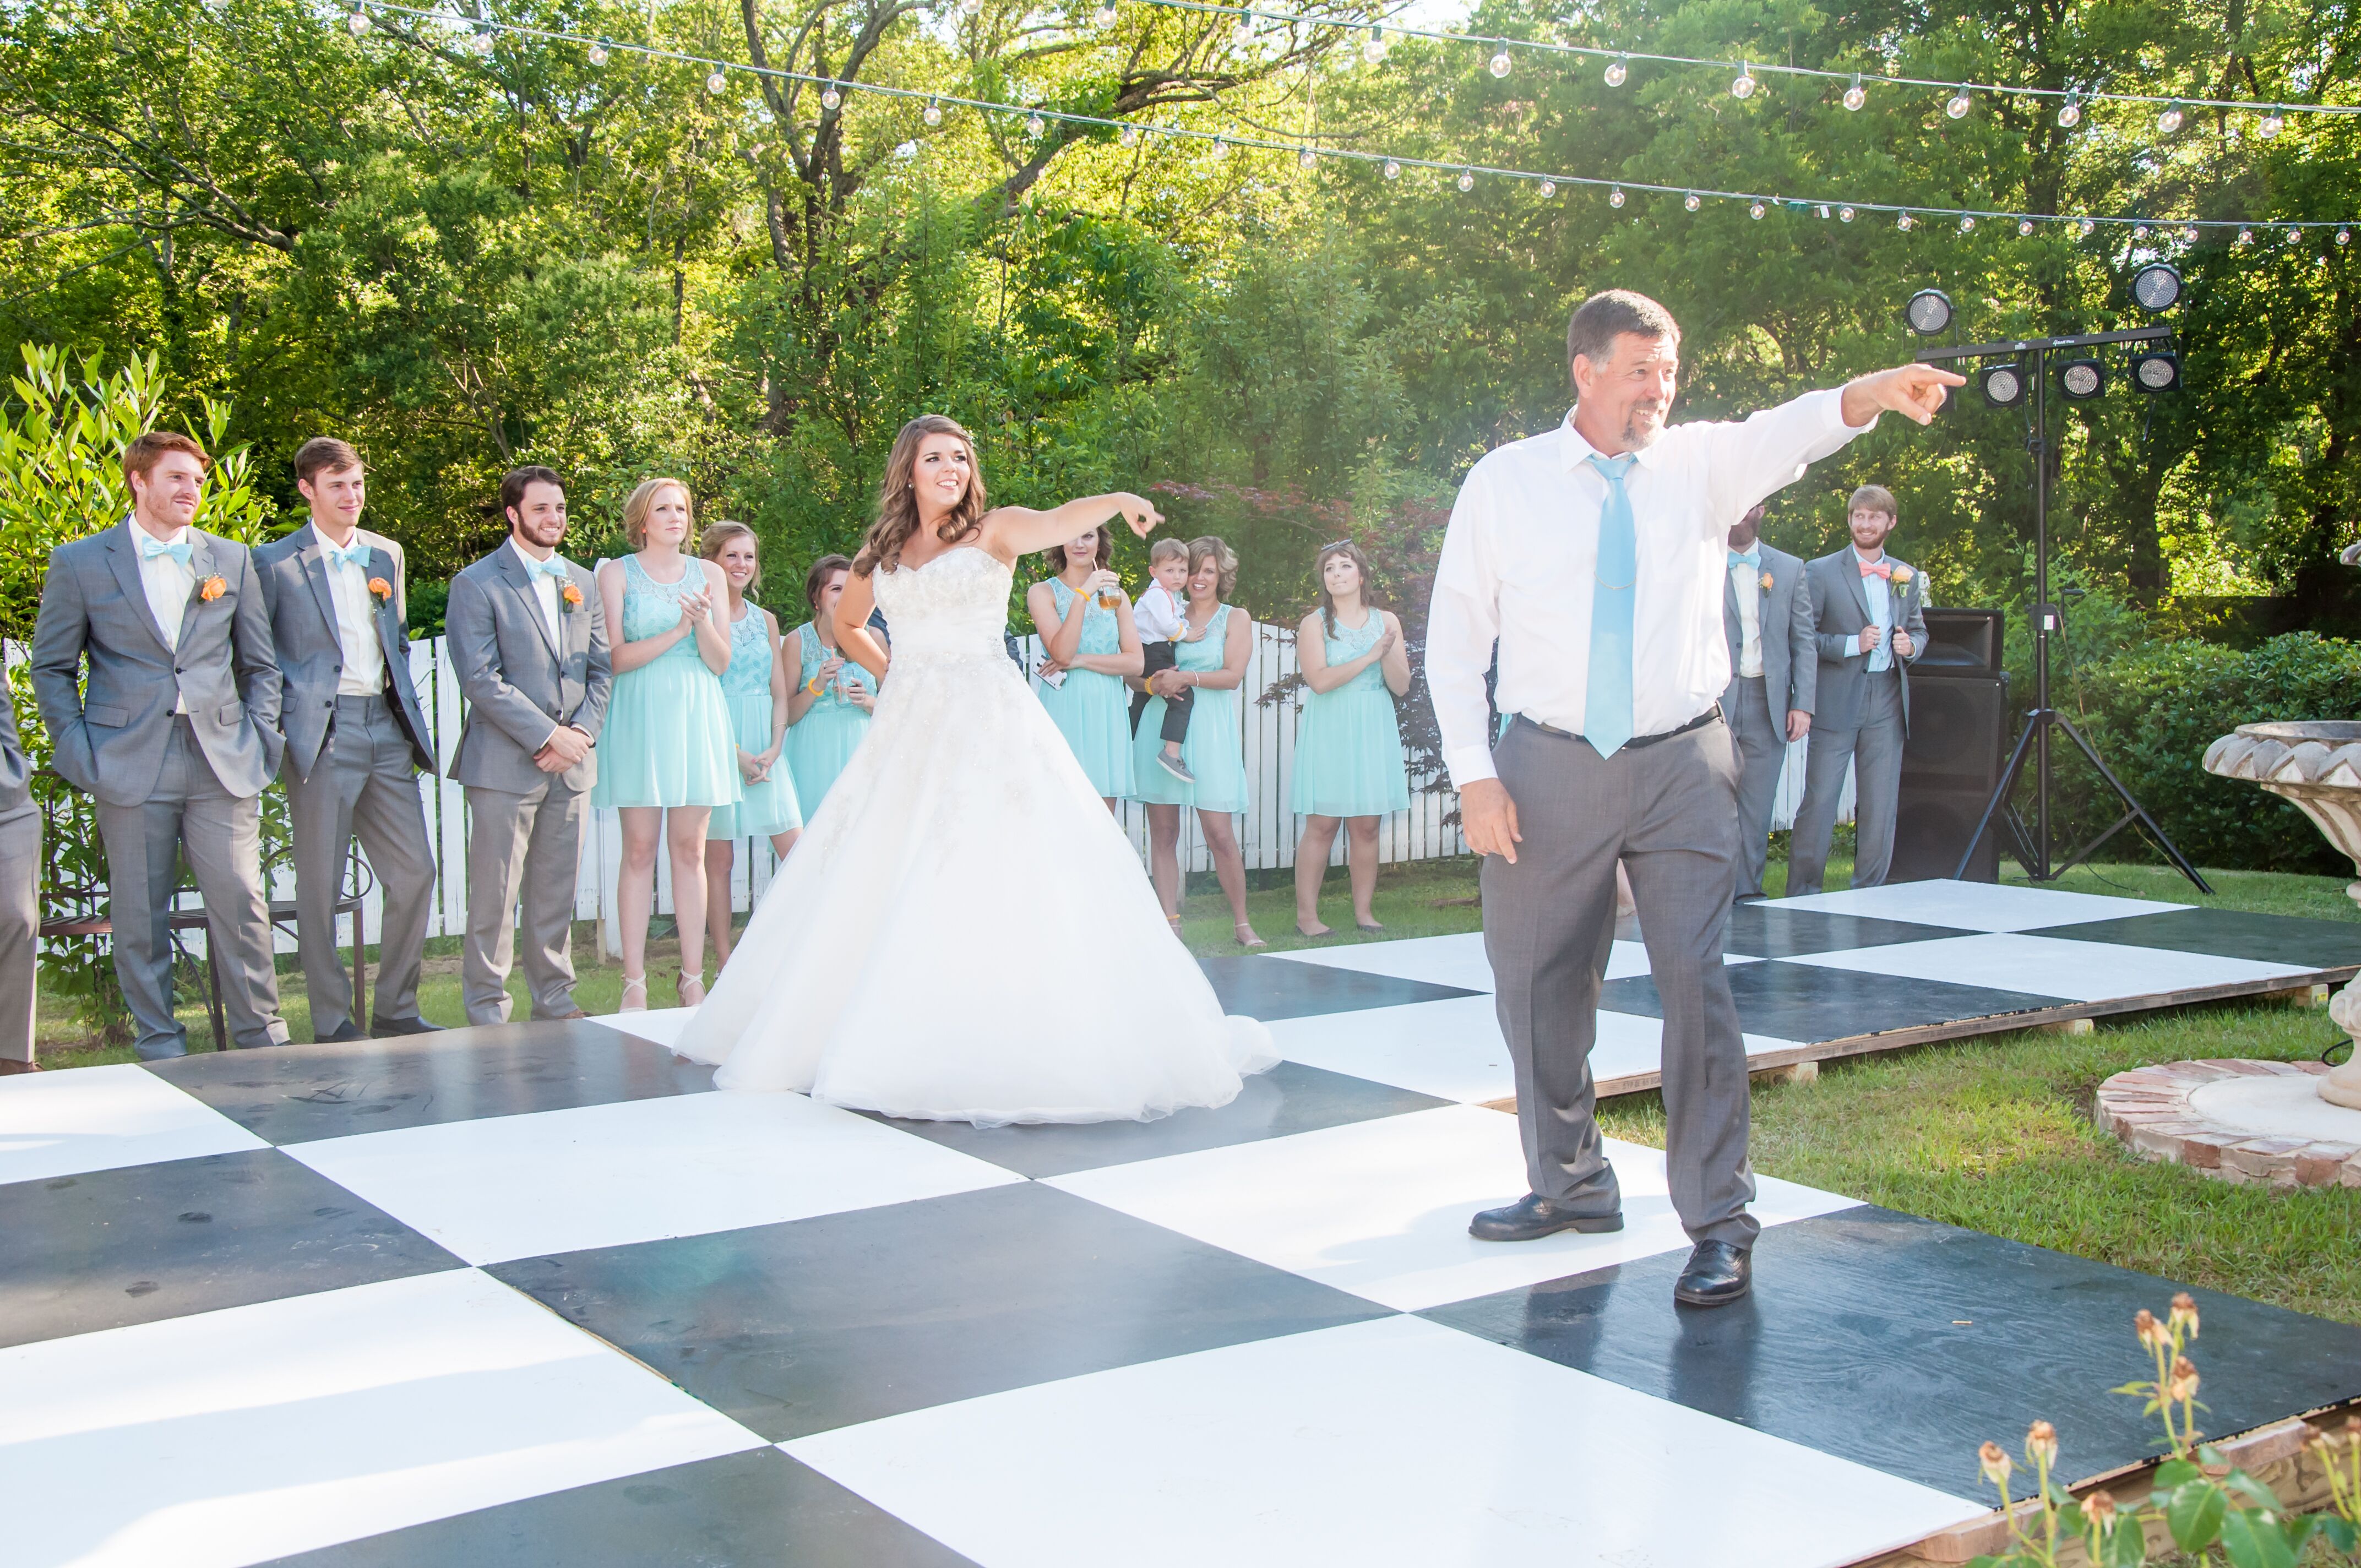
[134,521,195,713]
[1428,388,1874,787]
[1729,559,1764,679]
[1852,550,1894,673]
[508,537,563,649]
[1134,581,1187,643]
[314,526,386,697]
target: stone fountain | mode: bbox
[2202,721,2361,1110]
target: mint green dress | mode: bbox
[1291,610,1411,819]
[781,622,874,814]
[1035,578,1135,799]
[707,606,803,840]
[592,555,743,810]
[1130,605,1248,813]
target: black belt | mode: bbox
[1514,705,1723,750]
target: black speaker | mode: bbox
[1894,670,2012,882]
[1919,607,2003,672]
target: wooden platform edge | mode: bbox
[1837,1397,2361,1567]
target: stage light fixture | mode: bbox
[2058,357,2106,399]
[1904,288,1954,335]
[1979,360,2027,407]
[2131,262,2182,311]
[2129,348,2180,392]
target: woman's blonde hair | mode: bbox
[622,477,695,550]
[699,520,760,590]
[1188,535,1239,600]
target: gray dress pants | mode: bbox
[95,718,289,1059]
[286,694,438,1036]
[1788,671,1906,897]
[463,780,587,1025]
[1723,674,1787,902]
[1481,716,1760,1250]
[0,801,39,1065]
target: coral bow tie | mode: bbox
[1857,557,1894,579]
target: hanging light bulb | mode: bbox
[1383,157,1400,179]
[1027,112,1045,137]
[2157,101,2183,134]
[2237,227,2254,245]
[2135,224,2152,240]
[1604,54,1628,88]
[2058,93,2080,128]
[1094,0,1118,25]
[1488,48,1512,79]
[819,83,841,109]
[1232,12,1254,47]
[1538,179,1557,198]
[1117,121,1136,145]
[1210,135,1229,156]
[2077,217,2095,236]
[1945,84,1972,119]
[1959,214,1976,232]
[1684,191,1701,211]
[2259,108,2284,138]
[1609,186,1625,208]
[2287,226,2304,242]
[1838,204,1856,222]
[1731,62,1757,99]
[1362,25,1386,64]
[1455,168,1475,192]
[2018,218,2034,236]
[706,67,727,95]
[2180,224,2199,243]
[1298,146,1316,170]
[466,28,494,56]
[1749,200,1766,219]
[587,40,609,66]
[2340,228,2353,246]
[1843,74,1866,112]
[1897,211,1915,230]
[346,7,371,36]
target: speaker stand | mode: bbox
[1961,706,2212,892]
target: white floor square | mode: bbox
[1270,934,1760,991]
[1046,1105,1860,1311]
[0,1064,266,1185]
[1772,878,2189,932]
[593,1005,697,1050]
[0,1268,763,1568]
[786,1315,1984,1568]
[1787,932,2316,1004]
[285,1089,1024,1265]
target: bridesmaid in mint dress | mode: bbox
[698,522,803,973]
[781,554,878,813]
[1130,536,1264,946]
[1291,540,1411,938]
[592,478,741,1010]
[1025,526,1141,807]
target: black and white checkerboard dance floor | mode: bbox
[6,881,2358,1567]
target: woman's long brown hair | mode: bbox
[852,414,989,576]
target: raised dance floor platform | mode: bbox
[4,881,2358,1567]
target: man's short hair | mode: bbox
[122,430,209,489]
[499,465,565,519]
[1148,538,1189,565]
[1567,290,1682,371]
[295,437,363,486]
[1848,484,1900,521]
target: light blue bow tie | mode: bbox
[140,536,193,569]
[1727,547,1761,571]
[324,541,371,573]
[525,555,572,584]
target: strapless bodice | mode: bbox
[871,547,1014,663]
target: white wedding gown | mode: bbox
[672,545,1278,1125]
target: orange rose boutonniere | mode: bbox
[367,576,394,603]
[198,575,227,603]
[1890,564,1914,587]
[561,581,584,611]
[1760,573,1774,594]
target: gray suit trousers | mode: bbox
[0,802,39,1064]
[287,694,438,1037]
[464,780,587,1025]
[96,719,287,1059]
[1788,669,1906,897]
[1481,717,1760,1249]
[1724,676,1787,902]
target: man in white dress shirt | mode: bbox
[1427,290,1961,1306]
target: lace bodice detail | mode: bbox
[619,554,706,659]
[720,605,773,696]
[1323,609,1388,694]
[871,547,1015,664]
[1172,605,1233,672]
[791,620,874,705]
[1046,576,1123,656]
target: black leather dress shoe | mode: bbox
[315,1022,368,1044]
[372,1016,444,1036]
[541,1008,591,1021]
[1673,1240,1753,1306]
[1469,1191,1625,1242]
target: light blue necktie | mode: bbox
[141,536,193,569]
[1727,547,1761,571]
[1584,453,1639,757]
[324,541,371,574]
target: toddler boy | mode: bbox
[1131,538,1202,783]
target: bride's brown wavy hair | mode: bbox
[852,414,989,576]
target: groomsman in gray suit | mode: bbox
[255,438,442,1042]
[1788,484,1928,897]
[0,690,40,1072]
[1722,504,1815,903]
[448,466,611,1025]
[31,431,289,1059]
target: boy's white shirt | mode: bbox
[1135,580,1189,642]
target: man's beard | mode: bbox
[1620,406,1665,448]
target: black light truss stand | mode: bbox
[1916,327,2213,894]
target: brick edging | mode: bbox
[2095,1059,2360,1188]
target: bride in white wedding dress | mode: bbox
[672,414,1278,1125]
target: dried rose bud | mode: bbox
[2134,1308,2163,1348]
[2169,1292,2200,1339]
[2085,1489,2119,1532]
[2169,1355,2200,1402]
[2026,1421,2059,1466]
[1979,1440,2014,1486]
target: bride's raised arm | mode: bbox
[981,492,1163,560]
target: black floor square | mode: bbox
[259,1447,976,1567]
[1598,959,2066,1043]
[145,1020,714,1144]
[2028,907,2361,971]
[1424,1206,2361,1501]
[491,1180,1391,1442]
[1722,902,1973,959]
[867,1060,1451,1178]
[0,1148,463,1348]
[1197,954,1481,1020]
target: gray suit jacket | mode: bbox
[447,542,612,793]
[0,683,30,815]
[1722,543,1816,717]
[1804,548,1928,733]
[254,523,436,781]
[31,520,285,807]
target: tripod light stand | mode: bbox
[1903,279,2213,894]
